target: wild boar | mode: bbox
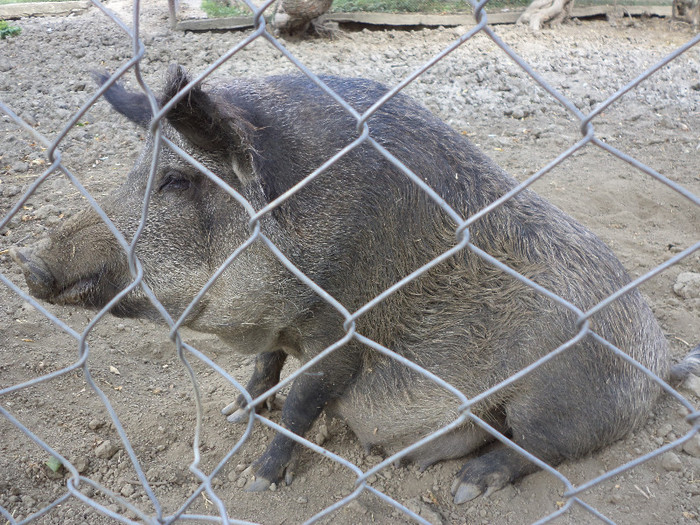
[10,65,695,504]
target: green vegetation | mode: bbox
[199,0,533,18]
[333,0,534,12]
[45,456,63,473]
[0,19,21,38]
[200,0,252,17]
[0,0,74,4]
[175,0,674,19]
[332,0,472,13]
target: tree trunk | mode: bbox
[517,0,575,31]
[272,0,334,36]
[673,0,699,28]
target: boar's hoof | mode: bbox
[450,474,505,505]
[241,466,272,492]
[9,247,56,300]
[450,448,532,504]
[450,480,483,504]
[225,408,249,424]
[244,477,272,493]
[221,395,278,424]
[222,403,251,424]
[242,469,293,492]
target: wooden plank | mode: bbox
[173,4,674,31]
[0,1,91,19]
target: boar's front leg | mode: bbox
[245,350,360,491]
[222,350,288,423]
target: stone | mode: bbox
[94,440,119,460]
[120,483,135,498]
[661,451,683,472]
[682,434,700,458]
[680,375,700,398]
[673,272,700,299]
[405,497,444,525]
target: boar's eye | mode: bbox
[158,172,191,193]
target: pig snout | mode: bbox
[10,245,57,301]
[9,238,111,308]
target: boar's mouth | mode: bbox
[10,246,121,310]
[54,274,158,320]
[11,247,187,321]
[52,270,139,315]
[53,275,104,306]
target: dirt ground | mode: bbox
[1,1,699,524]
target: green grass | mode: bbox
[332,0,472,13]
[331,0,533,12]
[0,0,74,4]
[0,19,21,38]
[200,0,534,18]
[200,0,252,17]
[190,0,673,19]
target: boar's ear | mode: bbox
[92,71,152,128]
[161,64,254,160]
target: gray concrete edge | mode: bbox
[174,5,673,31]
[0,1,91,19]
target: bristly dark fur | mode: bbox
[92,70,152,127]
[15,66,693,504]
[161,64,255,154]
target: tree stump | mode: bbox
[517,0,575,31]
[673,0,699,29]
[272,0,334,36]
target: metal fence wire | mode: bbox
[1,0,700,524]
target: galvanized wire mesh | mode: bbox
[1,0,699,524]
[329,0,475,13]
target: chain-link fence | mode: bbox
[1,0,700,524]
[198,0,674,21]
[330,0,476,13]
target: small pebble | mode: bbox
[314,423,329,446]
[657,423,673,438]
[120,484,135,498]
[673,272,700,299]
[33,204,58,220]
[80,484,95,498]
[346,500,367,515]
[405,497,444,525]
[661,451,683,472]
[72,456,90,474]
[680,375,700,398]
[682,434,700,458]
[609,493,623,504]
[21,113,38,127]
[88,419,105,430]
[94,440,119,459]
[11,161,28,173]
